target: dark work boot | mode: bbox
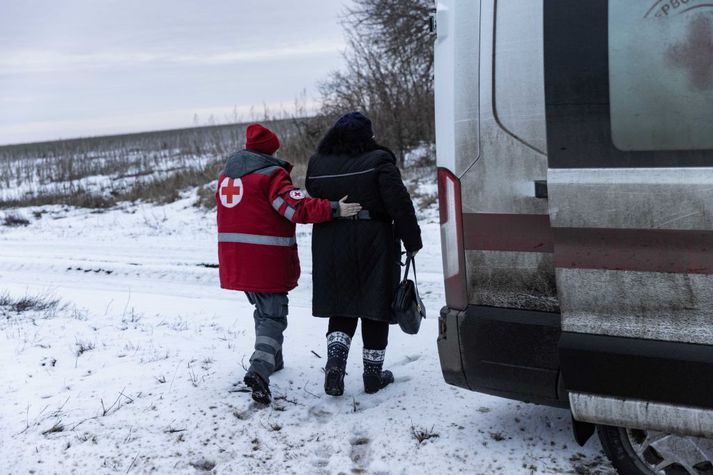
[324,331,351,396]
[244,371,271,405]
[363,349,394,394]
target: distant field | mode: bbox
[0,118,318,209]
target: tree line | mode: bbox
[298,0,435,167]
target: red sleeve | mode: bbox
[267,168,333,224]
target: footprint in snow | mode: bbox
[233,408,254,421]
[305,404,334,423]
[311,445,333,470]
[394,354,422,366]
[351,393,388,411]
[350,434,372,469]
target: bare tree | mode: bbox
[320,0,435,166]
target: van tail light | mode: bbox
[438,167,468,310]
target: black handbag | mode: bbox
[392,255,426,334]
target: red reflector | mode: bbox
[437,168,468,310]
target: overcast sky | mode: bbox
[0,0,351,145]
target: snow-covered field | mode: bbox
[0,191,614,474]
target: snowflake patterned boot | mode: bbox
[363,349,394,394]
[324,331,351,396]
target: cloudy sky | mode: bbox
[0,0,351,145]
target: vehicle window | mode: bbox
[494,0,546,154]
[453,0,481,174]
[609,1,713,151]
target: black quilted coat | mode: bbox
[306,148,422,322]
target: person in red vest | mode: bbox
[217,123,361,404]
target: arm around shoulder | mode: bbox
[267,168,333,224]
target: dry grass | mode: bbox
[194,182,218,209]
[0,122,248,189]
[3,212,30,226]
[75,340,96,358]
[0,115,318,210]
[411,424,439,444]
[118,160,223,205]
[0,293,61,314]
[41,420,65,436]
[0,189,115,209]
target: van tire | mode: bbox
[597,425,713,475]
[597,425,655,475]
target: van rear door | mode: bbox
[544,0,713,434]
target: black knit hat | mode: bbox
[333,112,374,141]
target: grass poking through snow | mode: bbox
[0,292,61,317]
[3,212,30,227]
[411,424,440,444]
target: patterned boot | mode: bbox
[324,331,351,396]
[363,349,394,394]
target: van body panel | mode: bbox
[464,250,558,312]
[548,168,713,231]
[558,269,713,345]
[458,0,556,313]
[544,0,713,431]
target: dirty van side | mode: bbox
[435,1,713,474]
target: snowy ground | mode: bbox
[0,193,614,474]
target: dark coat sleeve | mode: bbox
[376,161,423,252]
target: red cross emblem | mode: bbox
[289,189,305,200]
[219,177,243,208]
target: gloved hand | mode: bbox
[337,195,362,218]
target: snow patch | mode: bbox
[0,189,613,473]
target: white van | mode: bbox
[434,1,713,473]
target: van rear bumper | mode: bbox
[437,305,567,408]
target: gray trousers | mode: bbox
[245,292,288,383]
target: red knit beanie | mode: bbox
[245,123,280,155]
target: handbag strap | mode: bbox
[402,254,412,282]
[402,255,422,304]
[411,256,421,304]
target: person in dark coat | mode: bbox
[306,112,423,396]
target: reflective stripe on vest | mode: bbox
[218,232,296,247]
[271,196,297,222]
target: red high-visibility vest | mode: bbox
[216,152,333,293]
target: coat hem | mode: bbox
[221,284,296,294]
[312,312,396,324]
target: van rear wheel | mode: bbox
[597,425,713,475]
